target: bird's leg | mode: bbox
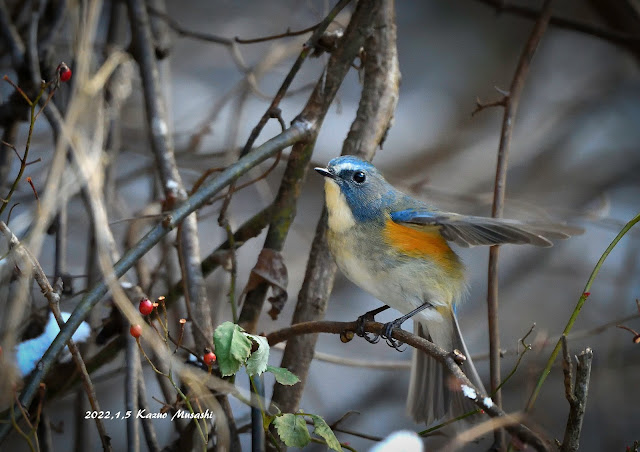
[381,302,434,350]
[355,305,391,344]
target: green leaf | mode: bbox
[310,414,342,451]
[273,413,310,448]
[213,322,252,377]
[245,334,269,376]
[266,365,300,386]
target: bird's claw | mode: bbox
[381,321,405,351]
[355,312,381,344]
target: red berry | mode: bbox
[130,324,143,338]
[58,63,72,83]
[139,298,154,316]
[203,352,216,366]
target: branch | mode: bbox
[0,123,308,445]
[127,0,212,353]
[0,0,26,66]
[484,1,555,447]
[560,344,593,452]
[266,320,551,452]
[0,222,113,451]
[237,0,352,160]
[138,372,162,452]
[473,0,640,53]
[270,0,399,417]
[235,23,321,44]
[237,0,376,334]
[216,0,353,222]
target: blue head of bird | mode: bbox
[315,156,406,230]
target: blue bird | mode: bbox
[315,155,582,425]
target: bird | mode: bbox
[314,155,582,425]
[15,311,91,376]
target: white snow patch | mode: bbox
[152,117,168,137]
[461,384,477,400]
[166,179,179,191]
[370,430,423,452]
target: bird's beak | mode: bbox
[314,167,336,179]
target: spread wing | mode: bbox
[390,208,583,248]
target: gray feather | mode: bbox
[394,211,583,248]
[407,314,486,425]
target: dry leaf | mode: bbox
[244,248,288,319]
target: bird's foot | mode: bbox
[380,319,405,351]
[355,305,390,344]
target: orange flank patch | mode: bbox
[383,219,455,267]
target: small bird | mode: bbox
[15,311,91,376]
[315,155,582,425]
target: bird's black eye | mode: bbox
[352,171,366,184]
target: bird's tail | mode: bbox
[407,312,485,425]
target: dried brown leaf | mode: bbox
[244,248,288,319]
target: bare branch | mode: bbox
[0,222,113,451]
[1,123,308,441]
[127,0,213,354]
[473,0,640,52]
[485,1,555,447]
[266,319,552,452]
[561,346,593,452]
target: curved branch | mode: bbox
[266,320,551,452]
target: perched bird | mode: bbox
[315,155,582,425]
[15,311,91,376]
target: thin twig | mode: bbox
[125,334,140,452]
[0,80,49,217]
[137,369,162,452]
[235,22,321,44]
[146,5,248,72]
[473,0,640,52]
[484,1,555,448]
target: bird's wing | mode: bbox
[390,208,583,248]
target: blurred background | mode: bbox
[1,0,639,450]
